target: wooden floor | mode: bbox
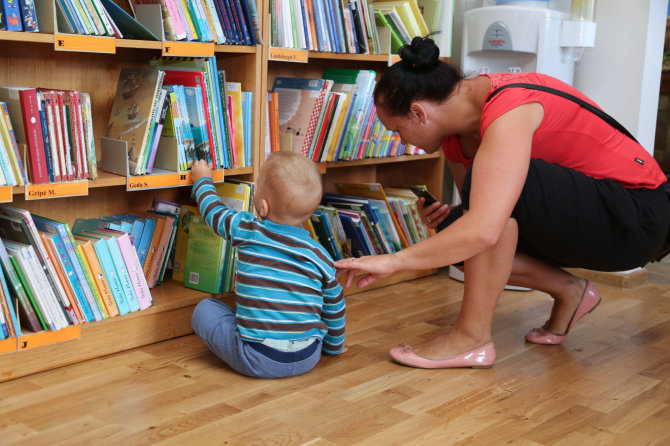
[2,269,670,445]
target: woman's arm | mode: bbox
[336,103,543,287]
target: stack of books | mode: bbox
[107,61,252,176]
[0,87,97,185]
[53,0,261,44]
[267,69,424,161]
[0,203,158,335]
[306,182,429,259]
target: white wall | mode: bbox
[451,0,669,155]
[573,0,667,154]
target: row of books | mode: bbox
[107,59,252,176]
[306,183,430,261]
[0,0,38,32]
[54,0,261,44]
[0,87,98,185]
[0,198,184,338]
[373,0,430,54]
[267,69,423,161]
[270,0,381,54]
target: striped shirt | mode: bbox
[192,177,346,354]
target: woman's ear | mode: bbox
[409,103,428,126]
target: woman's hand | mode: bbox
[334,254,397,288]
[191,159,213,183]
[417,197,451,230]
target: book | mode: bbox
[4,240,69,331]
[82,230,141,312]
[1,0,22,31]
[40,231,85,323]
[73,243,109,319]
[99,0,160,40]
[8,251,49,331]
[146,210,177,286]
[0,237,40,332]
[106,68,165,176]
[72,232,131,315]
[17,0,37,31]
[0,86,50,184]
[0,208,77,325]
[32,215,103,322]
[171,204,199,283]
[271,77,325,155]
[225,81,244,167]
[183,212,226,293]
[0,102,27,186]
[94,228,152,310]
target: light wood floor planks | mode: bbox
[1,269,670,445]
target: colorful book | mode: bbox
[106,68,166,176]
[72,232,131,316]
[95,228,152,310]
[183,212,226,293]
[172,204,199,283]
[73,236,119,317]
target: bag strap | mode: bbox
[485,83,639,143]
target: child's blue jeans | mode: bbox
[191,298,322,378]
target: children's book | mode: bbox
[73,243,108,319]
[72,231,131,315]
[95,228,152,310]
[183,212,226,293]
[172,204,199,283]
[32,215,102,322]
[106,68,165,176]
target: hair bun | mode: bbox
[399,37,440,72]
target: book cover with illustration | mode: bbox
[106,68,165,175]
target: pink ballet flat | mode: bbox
[525,280,601,345]
[388,341,496,369]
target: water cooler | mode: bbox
[460,0,597,85]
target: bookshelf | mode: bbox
[0,0,443,382]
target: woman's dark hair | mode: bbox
[374,37,464,117]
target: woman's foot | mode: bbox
[389,341,496,369]
[525,280,601,344]
[397,330,491,361]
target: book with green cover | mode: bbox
[9,255,48,332]
[183,213,226,294]
[374,9,404,53]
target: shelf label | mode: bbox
[18,326,80,351]
[127,173,180,190]
[0,186,11,203]
[55,34,116,54]
[162,41,215,57]
[212,169,224,182]
[177,172,191,185]
[25,181,88,200]
[0,337,17,355]
[269,47,308,63]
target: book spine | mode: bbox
[104,237,140,312]
[73,244,108,319]
[0,102,25,185]
[2,0,23,31]
[79,241,118,317]
[36,94,55,183]
[9,254,50,331]
[80,92,97,179]
[0,266,20,337]
[17,89,49,184]
[116,234,153,310]
[24,245,70,329]
[42,93,62,182]
[91,239,130,315]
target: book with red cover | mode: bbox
[161,70,218,170]
[0,87,50,184]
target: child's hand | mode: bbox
[191,159,212,183]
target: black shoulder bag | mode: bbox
[487,83,670,263]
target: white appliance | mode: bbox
[460,1,596,85]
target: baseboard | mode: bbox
[565,267,647,289]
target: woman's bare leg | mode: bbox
[507,253,587,334]
[410,218,519,359]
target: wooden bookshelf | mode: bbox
[0,0,443,381]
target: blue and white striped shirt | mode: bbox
[193,177,346,354]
